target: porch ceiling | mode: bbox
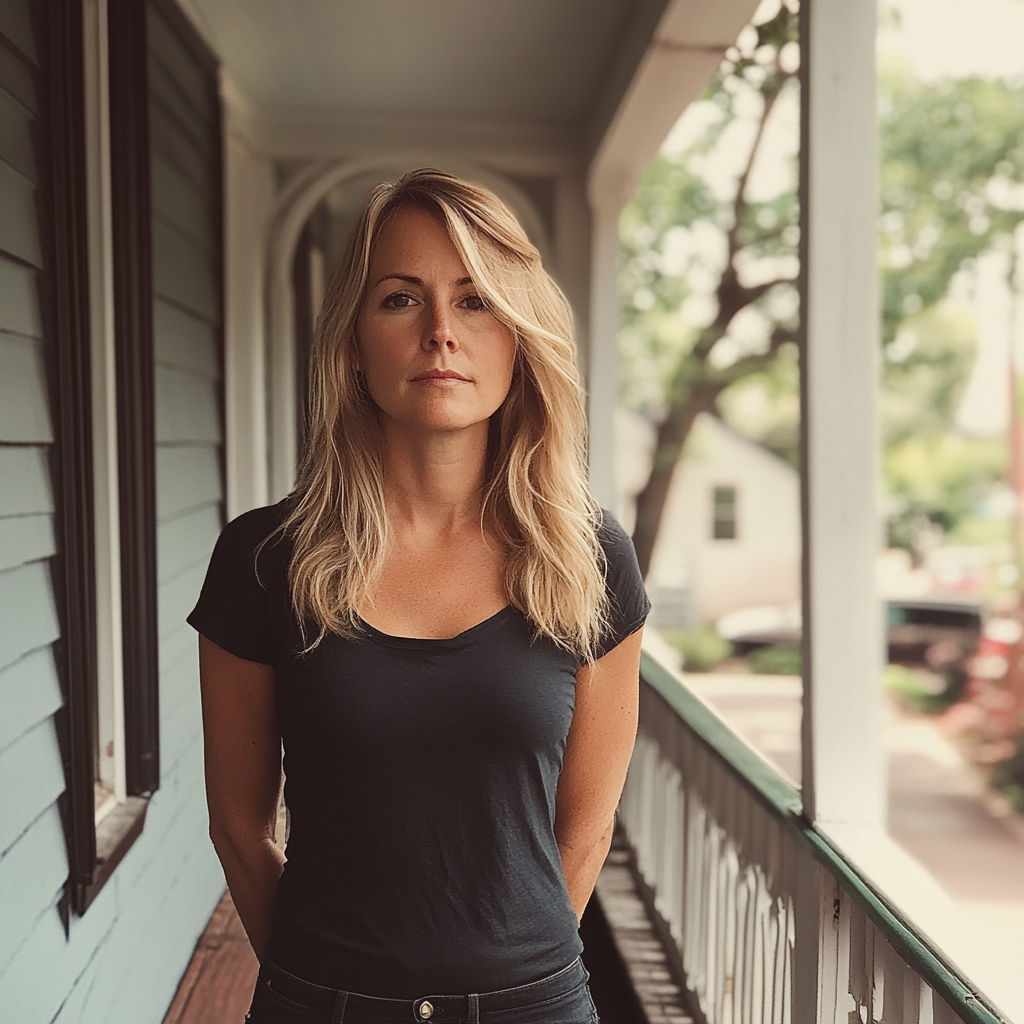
[178,0,636,124]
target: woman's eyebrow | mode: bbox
[373,274,474,288]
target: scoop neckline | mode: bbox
[356,605,516,650]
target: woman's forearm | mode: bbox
[558,818,615,922]
[211,828,285,959]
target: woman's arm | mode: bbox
[554,627,644,920]
[199,636,285,958]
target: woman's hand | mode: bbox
[554,627,644,920]
[199,636,285,958]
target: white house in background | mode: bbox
[618,409,801,625]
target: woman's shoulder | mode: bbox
[213,499,293,576]
[595,508,637,569]
[220,499,291,544]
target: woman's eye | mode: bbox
[462,294,487,312]
[382,292,414,310]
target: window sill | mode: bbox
[74,795,149,914]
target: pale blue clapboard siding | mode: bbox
[0,84,35,180]
[0,561,59,672]
[68,789,222,1024]
[159,620,198,681]
[0,719,64,856]
[0,160,41,267]
[154,298,218,377]
[148,100,210,200]
[0,514,54,573]
[160,671,202,772]
[148,10,215,138]
[0,804,65,971]
[157,561,209,643]
[0,446,51,516]
[0,334,50,441]
[156,446,221,521]
[0,255,43,335]
[152,217,217,321]
[0,875,118,1024]
[0,646,61,753]
[2,748,219,1024]
[151,154,212,251]
[157,504,220,584]
[155,365,221,444]
[0,2,37,61]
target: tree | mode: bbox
[623,18,1024,578]
[623,0,801,577]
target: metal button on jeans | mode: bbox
[417,1000,434,1019]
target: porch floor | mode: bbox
[161,892,259,1024]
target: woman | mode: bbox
[189,169,649,1024]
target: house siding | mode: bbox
[0,6,74,1015]
[0,2,227,1020]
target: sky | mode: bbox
[878,0,1024,436]
[878,0,1024,83]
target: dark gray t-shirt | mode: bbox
[187,502,649,998]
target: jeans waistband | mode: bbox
[257,956,588,1022]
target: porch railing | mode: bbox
[617,652,1010,1024]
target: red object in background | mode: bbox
[945,608,1024,769]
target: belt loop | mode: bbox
[330,990,348,1023]
[468,993,480,1024]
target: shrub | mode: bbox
[660,627,732,672]
[747,644,802,675]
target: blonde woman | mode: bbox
[189,170,648,1024]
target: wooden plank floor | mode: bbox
[162,892,258,1024]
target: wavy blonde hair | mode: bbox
[283,168,608,661]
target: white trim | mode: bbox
[222,77,273,518]
[264,155,555,501]
[799,0,885,828]
[83,0,126,806]
[587,0,757,211]
[220,86,583,174]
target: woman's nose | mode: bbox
[423,302,459,351]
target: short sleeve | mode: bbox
[186,504,290,665]
[594,510,651,660]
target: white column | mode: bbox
[587,194,623,513]
[800,0,885,829]
[223,88,273,518]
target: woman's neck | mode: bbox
[380,420,490,536]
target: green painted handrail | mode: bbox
[639,651,1011,1024]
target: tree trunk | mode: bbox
[631,385,719,578]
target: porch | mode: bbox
[0,0,1016,1021]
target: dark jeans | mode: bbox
[245,956,600,1024]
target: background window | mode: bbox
[712,485,738,540]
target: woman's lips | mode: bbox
[412,370,470,383]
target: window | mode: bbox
[712,485,738,540]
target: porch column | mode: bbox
[799,0,885,828]
[587,194,622,512]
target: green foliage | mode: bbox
[620,3,1024,575]
[884,664,950,714]
[746,644,802,675]
[659,626,732,672]
[618,1,801,419]
[881,304,977,444]
[879,63,1024,345]
[885,432,1008,552]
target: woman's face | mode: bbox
[355,206,517,437]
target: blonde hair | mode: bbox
[283,168,608,661]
